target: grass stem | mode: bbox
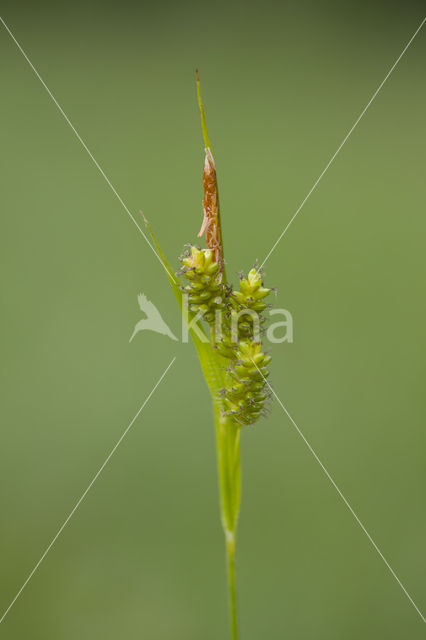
[226,530,238,640]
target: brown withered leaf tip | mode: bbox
[198,148,224,271]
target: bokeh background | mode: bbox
[1,1,425,638]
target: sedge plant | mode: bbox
[143,71,274,639]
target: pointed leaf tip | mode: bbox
[196,70,212,151]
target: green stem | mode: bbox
[226,531,238,640]
[214,408,241,639]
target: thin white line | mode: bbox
[0,356,176,625]
[260,17,426,269]
[251,360,425,624]
[0,16,177,285]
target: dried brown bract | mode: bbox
[198,148,224,272]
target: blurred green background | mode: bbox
[1,1,425,638]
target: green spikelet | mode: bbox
[232,268,272,313]
[179,256,274,426]
[223,340,272,426]
[230,268,272,340]
[179,246,224,323]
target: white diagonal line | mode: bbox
[251,360,425,623]
[260,17,426,269]
[0,356,176,625]
[0,16,177,285]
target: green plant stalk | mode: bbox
[142,74,241,639]
[216,409,241,640]
[197,72,240,636]
[226,527,238,640]
[145,219,241,636]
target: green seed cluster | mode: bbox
[223,270,272,425]
[224,340,272,425]
[232,269,271,313]
[180,246,224,322]
[230,269,271,338]
[179,246,273,426]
